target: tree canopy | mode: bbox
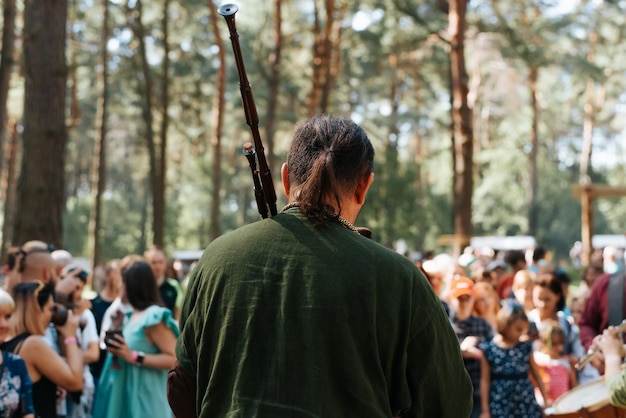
[0,0,624,264]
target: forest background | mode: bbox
[0,0,625,272]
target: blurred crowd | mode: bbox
[0,238,624,417]
[415,245,626,417]
[0,241,183,418]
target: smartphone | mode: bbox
[104,329,123,347]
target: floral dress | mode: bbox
[0,351,34,417]
[479,339,542,418]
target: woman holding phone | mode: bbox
[93,260,178,418]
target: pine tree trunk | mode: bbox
[208,0,225,241]
[319,1,346,114]
[0,0,17,181]
[128,0,162,248]
[579,29,598,266]
[264,0,283,175]
[1,121,19,256]
[157,0,170,248]
[88,0,110,271]
[13,0,68,247]
[448,0,473,258]
[528,66,539,236]
[307,0,335,116]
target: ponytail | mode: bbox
[287,114,374,224]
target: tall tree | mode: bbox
[88,0,111,270]
[307,0,346,116]
[13,0,68,247]
[263,0,284,175]
[127,0,166,248]
[448,0,473,257]
[490,1,546,236]
[0,0,17,183]
[1,122,18,256]
[207,0,225,241]
[158,0,171,248]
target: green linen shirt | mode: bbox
[176,209,472,417]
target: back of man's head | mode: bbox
[19,241,57,284]
[532,247,546,262]
[51,249,73,273]
[504,250,526,269]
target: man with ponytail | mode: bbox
[169,114,472,417]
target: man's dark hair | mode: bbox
[122,261,163,310]
[504,250,526,267]
[3,247,22,271]
[287,114,374,223]
[532,247,546,262]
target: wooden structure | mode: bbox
[572,184,626,266]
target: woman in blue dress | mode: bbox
[93,260,179,418]
[479,303,547,418]
[0,288,34,418]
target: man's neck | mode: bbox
[157,275,165,286]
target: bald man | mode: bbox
[3,240,57,293]
[51,249,73,276]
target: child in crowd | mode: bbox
[533,323,577,406]
[449,277,494,418]
[569,296,586,327]
[472,282,500,331]
[511,269,535,313]
[479,303,547,418]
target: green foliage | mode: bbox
[38,0,624,265]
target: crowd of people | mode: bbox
[0,243,182,418]
[416,245,626,417]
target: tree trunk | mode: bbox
[0,0,17,181]
[13,0,68,247]
[157,0,170,248]
[263,0,283,175]
[138,176,149,254]
[319,1,346,113]
[527,66,539,236]
[88,0,110,271]
[411,56,426,251]
[307,0,341,116]
[67,8,80,133]
[579,29,598,267]
[1,121,19,257]
[208,0,225,241]
[128,0,162,248]
[381,53,400,248]
[448,0,473,258]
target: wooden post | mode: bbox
[580,185,593,267]
[572,184,626,267]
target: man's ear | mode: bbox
[42,267,51,284]
[355,172,374,205]
[281,163,290,197]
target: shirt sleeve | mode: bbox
[80,309,100,347]
[579,276,607,349]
